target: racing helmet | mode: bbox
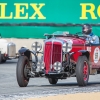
[82,24,92,35]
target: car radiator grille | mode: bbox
[44,42,62,73]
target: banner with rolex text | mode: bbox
[0,0,100,38]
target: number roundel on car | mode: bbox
[93,47,100,63]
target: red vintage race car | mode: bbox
[16,31,100,87]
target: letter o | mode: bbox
[97,5,100,17]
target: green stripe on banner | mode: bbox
[0,26,100,38]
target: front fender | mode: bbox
[18,47,31,60]
[78,50,90,60]
[19,47,29,54]
[69,50,90,64]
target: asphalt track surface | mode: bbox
[1,59,100,100]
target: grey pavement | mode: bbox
[0,59,100,100]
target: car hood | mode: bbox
[57,37,86,45]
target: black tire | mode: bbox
[16,56,30,87]
[0,51,2,63]
[76,56,89,86]
[48,78,58,84]
[2,59,6,63]
[1,54,6,63]
[29,54,32,67]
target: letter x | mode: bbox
[30,3,46,19]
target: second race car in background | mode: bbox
[0,34,18,63]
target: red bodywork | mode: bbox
[44,41,62,73]
[43,36,100,74]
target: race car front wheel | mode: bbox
[16,56,30,87]
[76,56,89,86]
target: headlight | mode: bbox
[31,42,42,52]
[67,43,72,52]
[37,62,45,70]
[63,43,72,52]
[53,62,62,71]
[62,43,68,52]
[41,62,45,69]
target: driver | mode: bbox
[82,24,99,44]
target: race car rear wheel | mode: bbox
[76,56,89,86]
[2,59,6,63]
[48,78,58,84]
[1,54,6,63]
[16,56,30,87]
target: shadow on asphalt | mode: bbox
[28,82,100,88]
[0,59,18,64]
[1,62,17,64]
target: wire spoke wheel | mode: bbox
[16,56,30,87]
[76,56,89,86]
